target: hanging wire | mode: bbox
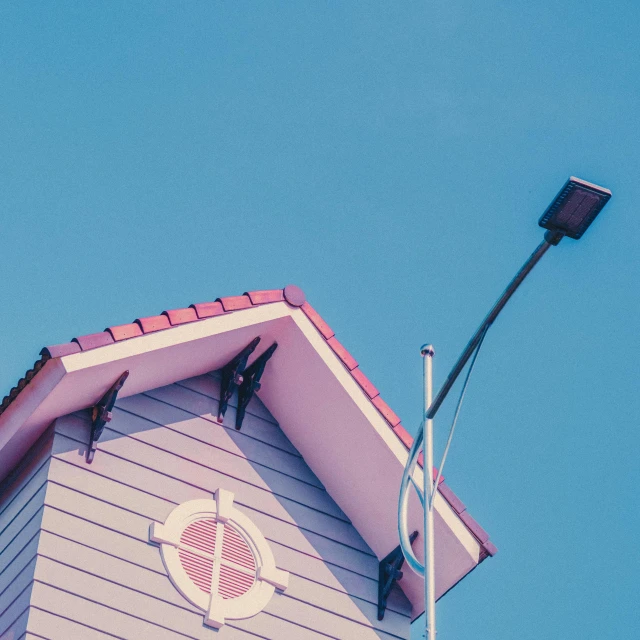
[428,325,489,509]
[409,428,425,507]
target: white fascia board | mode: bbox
[62,303,293,375]
[34,303,293,425]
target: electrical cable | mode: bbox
[429,325,489,509]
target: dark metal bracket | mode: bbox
[217,337,261,423]
[87,370,129,464]
[378,530,418,621]
[236,342,278,430]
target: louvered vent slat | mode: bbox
[219,565,256,599]
[178,519,256,599]
[179,548,214,593]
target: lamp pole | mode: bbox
[421,344,435,640]
[398,177,612,639]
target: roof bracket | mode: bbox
[87,370,129,464]
[236,342,278,430]
[217,337,261,423]
[377,530,418,621]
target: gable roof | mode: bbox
[0,284,495,617]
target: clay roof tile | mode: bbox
[190,301,225,319]
[327,336,358,371]
[163,307,198,326]
[73,332,115,351]
[216,295,252,312]
[107,323,144,342]
[40,342,82,358]
[372,395,401,427]
[245,289,285,305]
[300,302,334,339]
[392,423,413,449]
[136,315,171,334]
[351,367,380,399]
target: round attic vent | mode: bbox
[150,489,289,629]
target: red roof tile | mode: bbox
[484,541,498,557]
[136,315,171,334]
[392,423,413,448]
[191,301,225,319]
[41,342,81,358]
[107,323,143,341]
[372,395,401,427]
[217,295,252,312]
[73,332,115,351]
[327,336,358,371]
[459,511,490,544]
[163,307,198,326]
[246,289,284,305]
[300,302,335,339]
[0,354,49,413]
[438,482,466,514]
[351,367,380,399]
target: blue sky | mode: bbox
[1,3,638,638]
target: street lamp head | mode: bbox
[538,176,611,241]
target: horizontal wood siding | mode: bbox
[0,586,31,639]
[32,375,411,639]
[0,428,52,637]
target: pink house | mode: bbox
[0,285,495,639]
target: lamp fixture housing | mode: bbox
[538,176,611,240]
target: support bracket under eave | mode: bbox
[217,337,261,423]
[87,370,129,463]
[378,530,418,621]
[236,342,278,430]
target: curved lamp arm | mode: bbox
[397,421,425,576]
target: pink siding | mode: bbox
[11,373,412,639]
[0,429,52,638]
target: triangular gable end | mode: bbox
[0,286,496,620]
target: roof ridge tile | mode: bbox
[326,336,358,371]
[245,289,285,305]
[107,322,143,342]
[136,315,171,334]
[191,301,225,319]
[351,367,380,399]
[300,302,334,339]
[216,295,252,312]
[73,332,115,351]
[163,308,198,326]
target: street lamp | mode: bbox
[398,176,612,640]
[539,176,612,241]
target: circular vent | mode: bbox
[178,518,256,599]
[150,490,289,629]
